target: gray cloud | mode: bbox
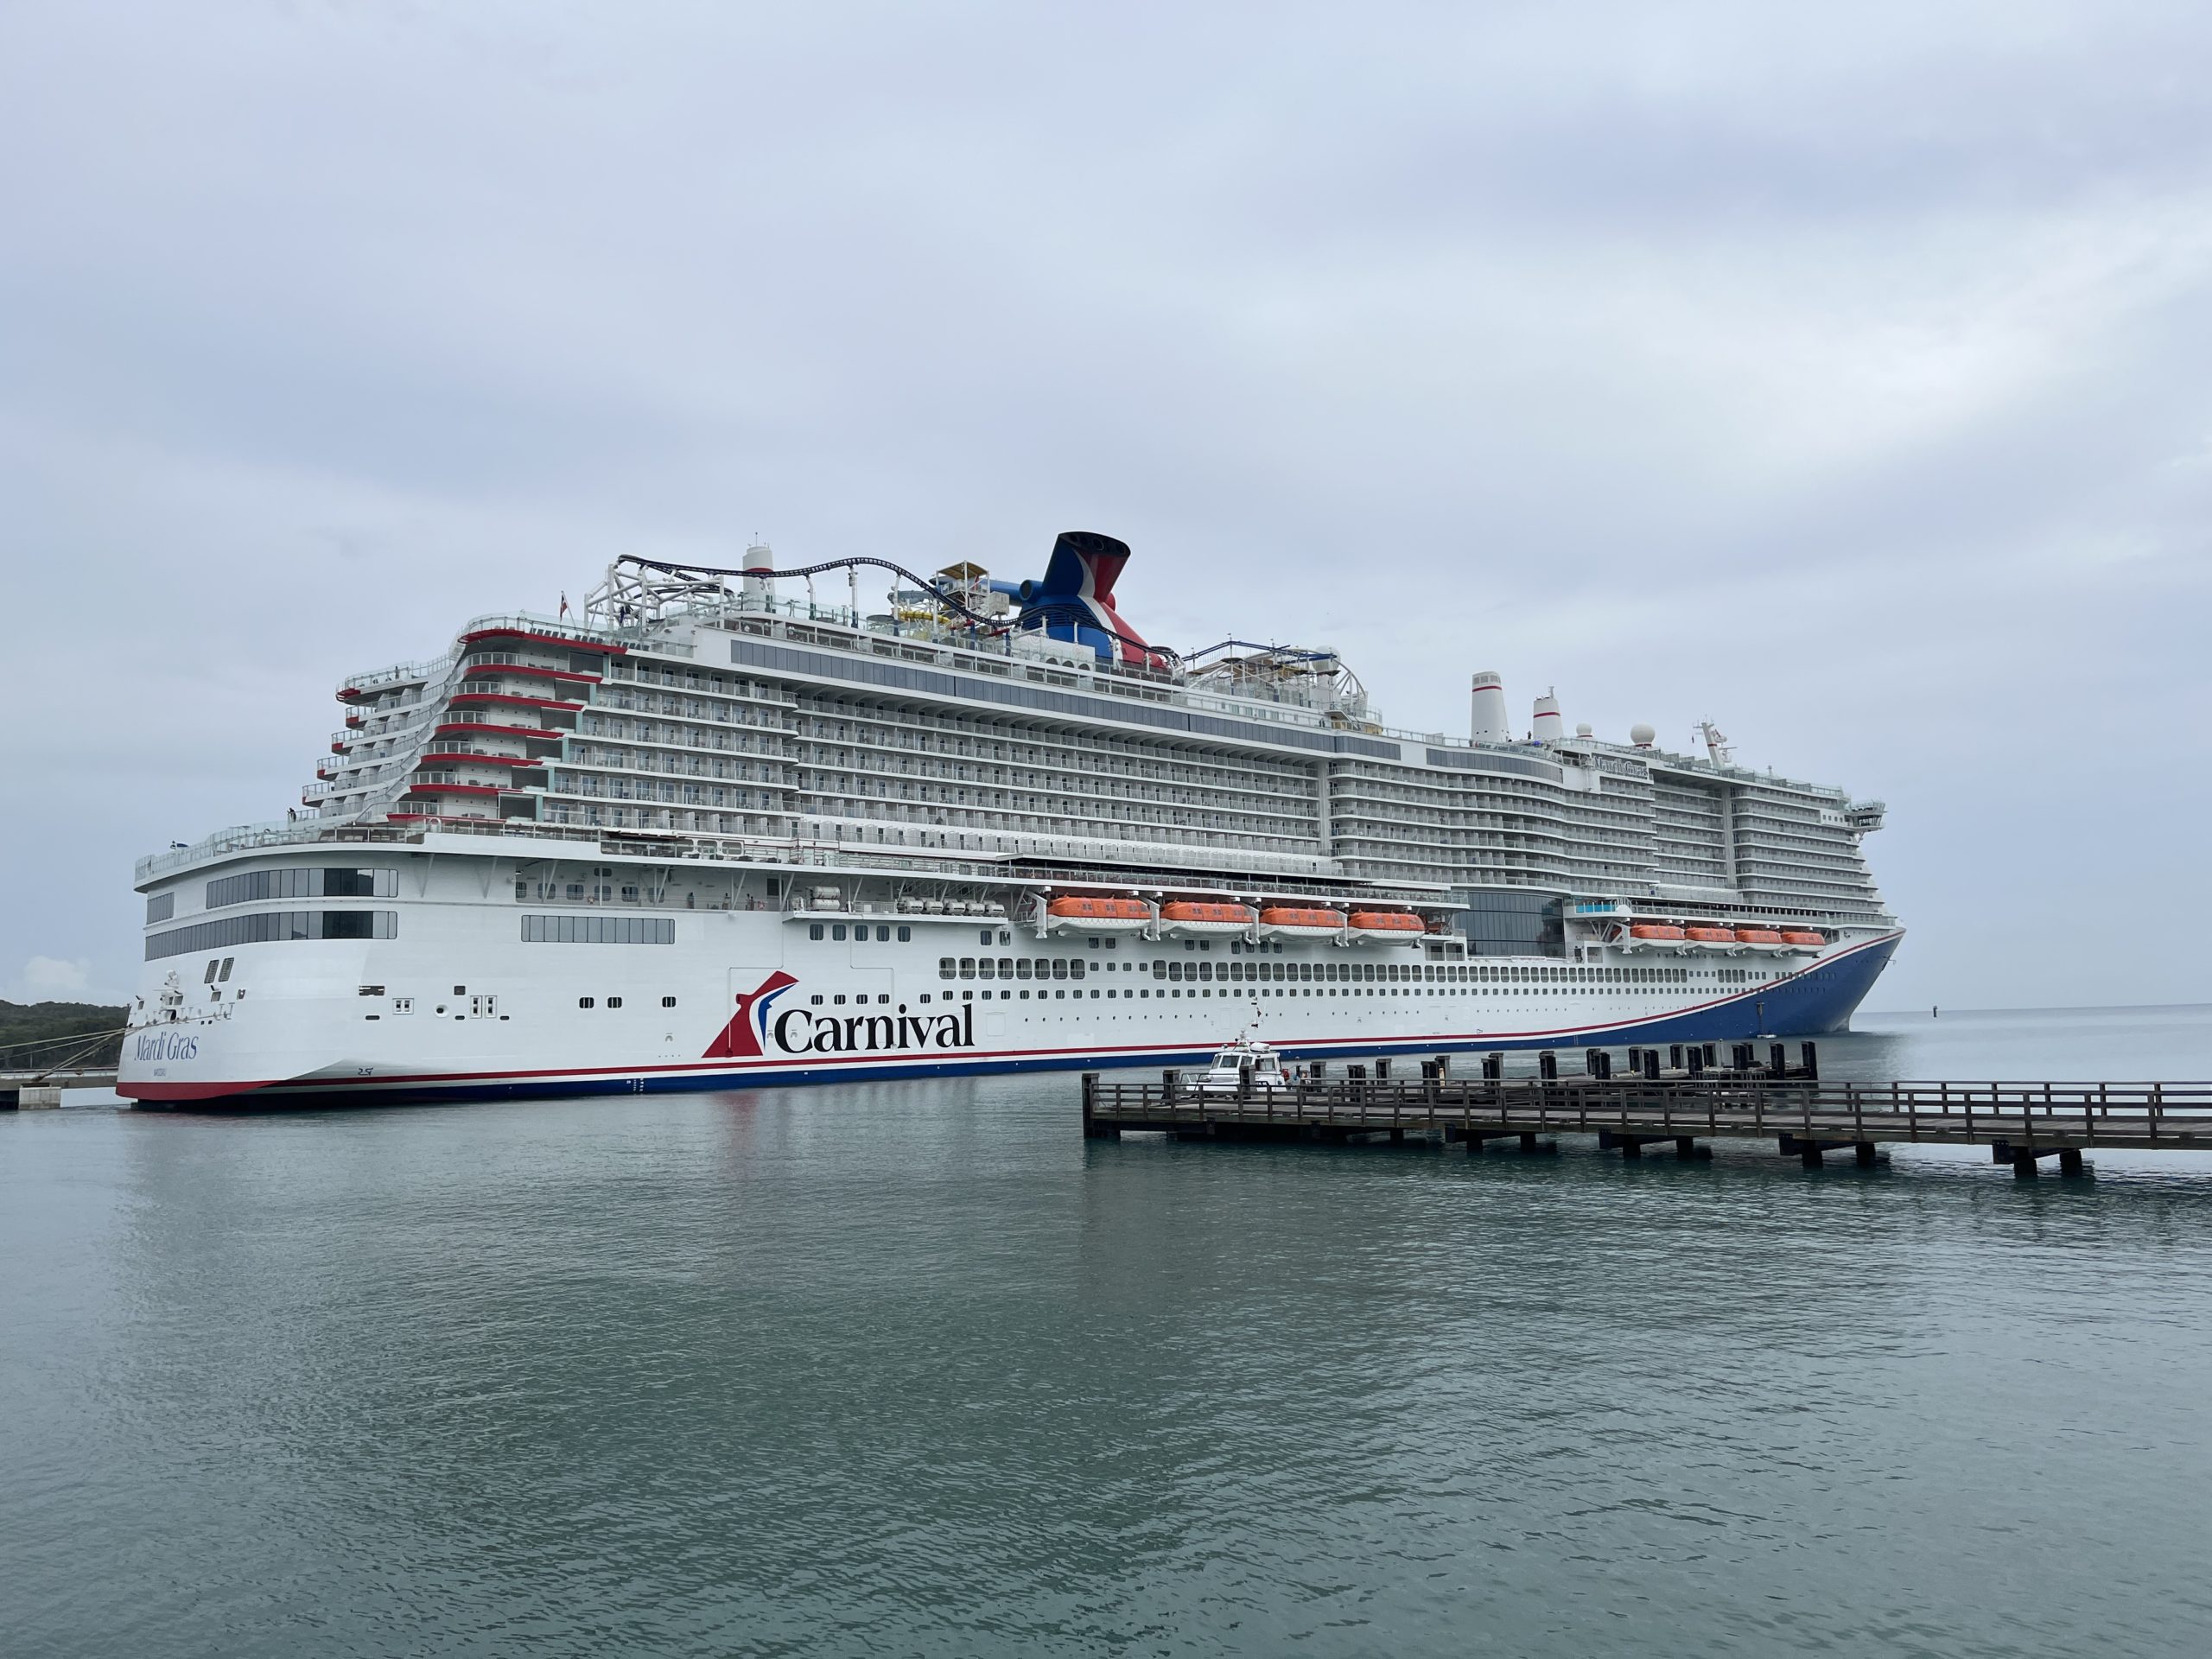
[3,0,2207,1009]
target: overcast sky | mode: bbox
[3,1,2207,1012]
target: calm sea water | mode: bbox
[5,1007,2209,1657]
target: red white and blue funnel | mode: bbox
[1014,531,1160,664]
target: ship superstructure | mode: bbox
[121,533,1899,1105]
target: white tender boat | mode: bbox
[1190,1034,1290,1093]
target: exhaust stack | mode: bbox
[1470,671,1510,743]
[741,543,774,610]
[1533,690,1564,744]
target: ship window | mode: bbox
[979,929,995,945]
[831,924,847,941]
[1052,959,1068,980]
[147,893,175,925]
[809,925,824,940]
[517,916,676,944]
[204,959,222,983]
[219,958,234,982]
[662,996,677,1007]
[959,957,976,978]
[898,926,912,942]
[1153,960,1166,979]
[939,957,956,979]
[1009,958,1025,979]
[832,995,846,1005]
[568,883,587,902]
[579,997,594,1008]
[621,885,640,904]
[1070,958,1085,979]
[876,926,891,942]
[980,958,997,980]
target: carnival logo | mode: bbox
[133,1030,199,1063]
[703,973,975,1058]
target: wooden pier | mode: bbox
[1080,1069,2212,1175]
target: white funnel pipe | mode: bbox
[742,542,774,610]
[1470,671,1510,743]
[1533,690,1564,744]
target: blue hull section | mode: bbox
[188,933,1902,1110]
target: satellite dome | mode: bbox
[1575,722,1593,738]
[1629,722,1656,747]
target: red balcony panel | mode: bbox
[460,627,626,655]
[467,664,602,684]
[448,692,582,712]
[434,722,562,745]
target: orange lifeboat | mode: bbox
[1629,923,1686,941]
[1349,910,1425,934]
[1159,900,1258,934]
[1780,930,1825,947]
[1258,906,1348,936]
[1683,925,1736,944]
[1045,895,1151,931]
[1733,928,1784,945]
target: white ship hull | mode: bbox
[120,841,1900,1108]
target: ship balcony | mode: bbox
[416,751,544,770]
[401,781,505,801]
[458,621,626,656]
[433,720,562,743]
[447,692,583,714]
[457,658,603,686]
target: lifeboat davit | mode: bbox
[1628,923,1686,942]
[1780,929,1826,949]
[1258,905,1348,938]
[1733,928,1784,946]
[1683,925,1736,945]
[1348,910,1425,938]
[1045,895,1151,932]
[1159,900,1257,936]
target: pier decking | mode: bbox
[1081,1066,2212,1174]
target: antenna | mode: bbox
[1696,721,1733,765]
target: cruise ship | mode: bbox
[119,533,1901,1105]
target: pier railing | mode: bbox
[1081,1074,2212,1166]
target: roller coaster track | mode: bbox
[615,554,1176,665]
